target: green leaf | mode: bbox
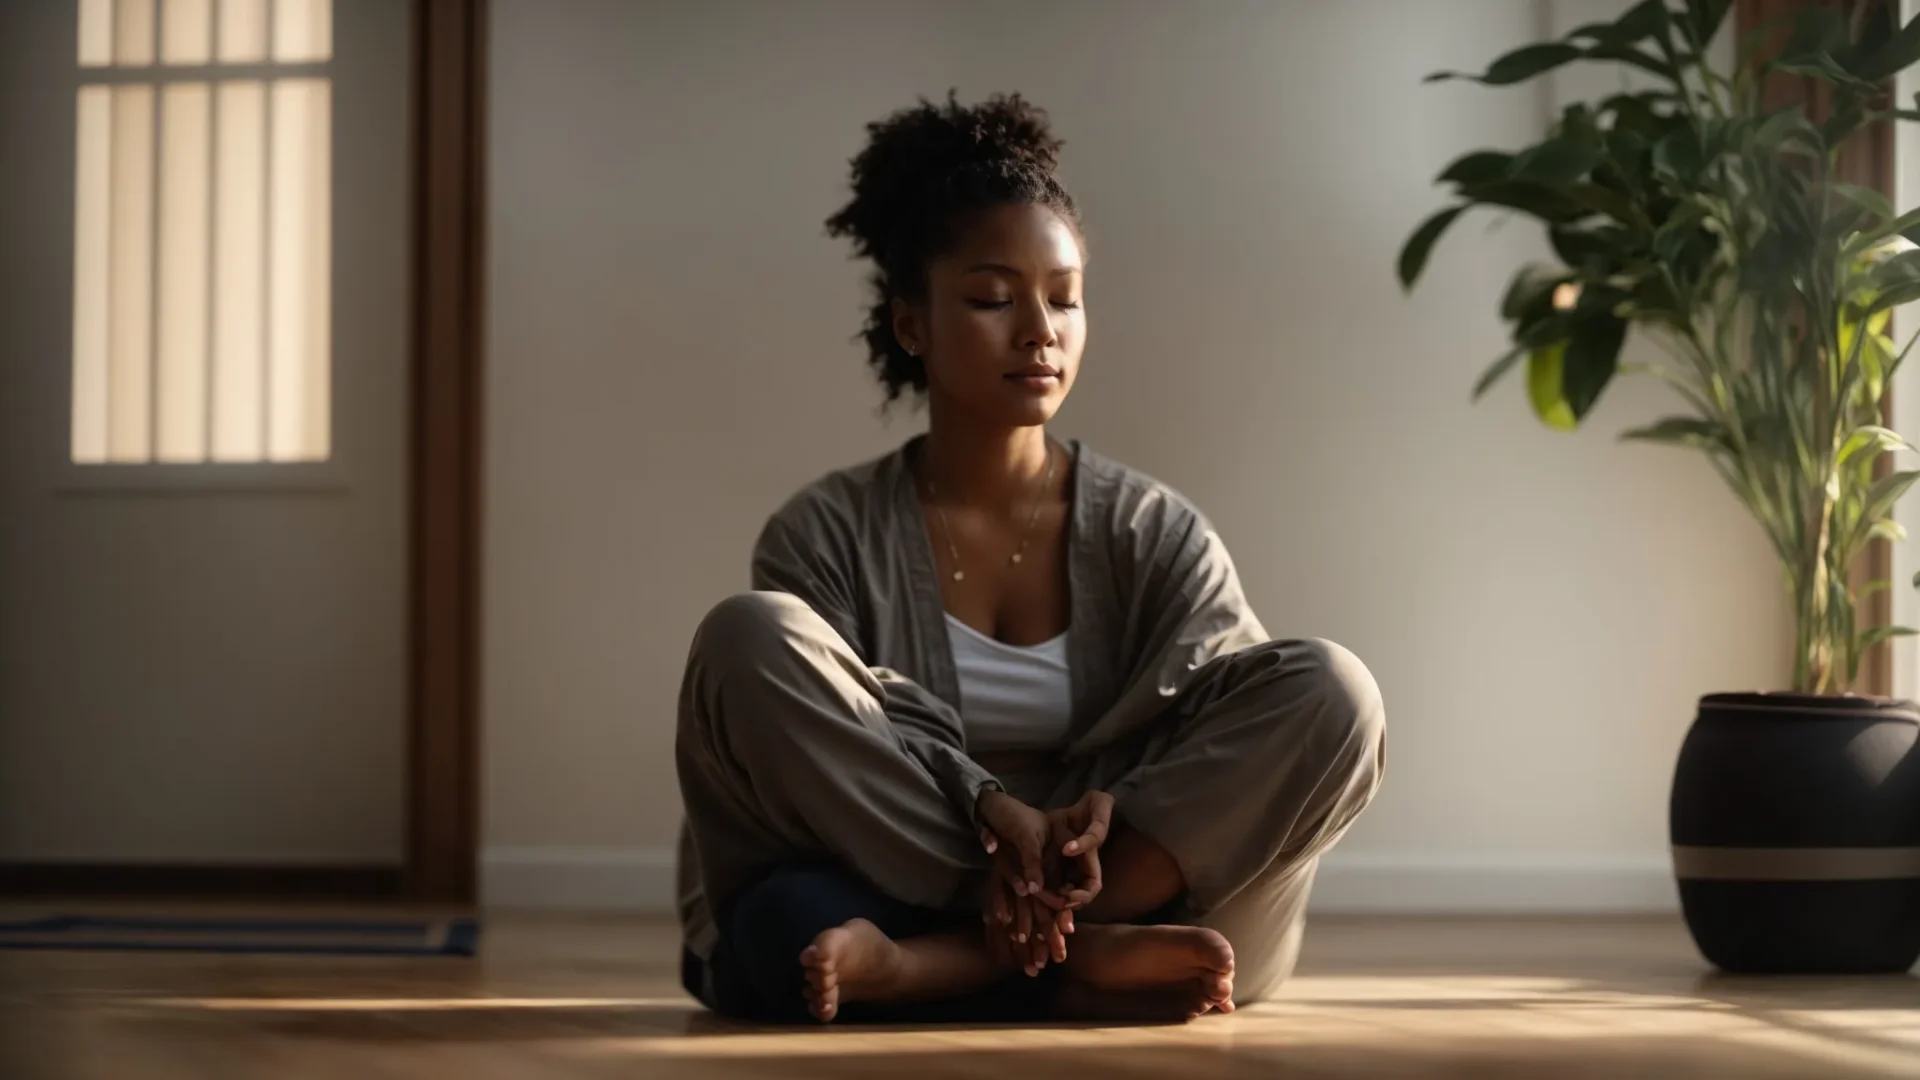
[1398,205,1465,289]
[1860,626,1918,650]
[1563,21,1616,42]
[1772,52,1876,87]
[1600,0,1672,45]
[1436,150,1512,185]
[1527,341,1579,431]
[1652,126,1704,181]
[1458,180,1590,222]
[1549,225,1627,273]
[1865,279,1920,316]
[1517,312,1575,348]
[1561,315,1628,419]
[1864,469,1920,524]
[1653,201,1709,264]
[1821,99,1872,148]
[1567,183,1643,225]
[1511,137,1603,185]
[1602,129,1651,189]
[1428,43,1584,85]
[1599,92,1669,137]
[1583,42,1676,79]
[1751,106,1821,154]
[1472,345,1529,401]
[1846,204,1920,255]
[1851,9,1920,82]
[1682,0,1732,49]
[1501,264,1569,321]
[1620,416,1727,449]
[1828,181,1894,221]
[1843,0,1899,72]
[1838,425,1911,467]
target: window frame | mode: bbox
[61,0,342,492]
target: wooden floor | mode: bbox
[3,910,1918,1078]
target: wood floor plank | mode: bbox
[1,912,1916,1078]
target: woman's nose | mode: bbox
[1016,297,1060,349]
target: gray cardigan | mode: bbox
[745,434,1272,818]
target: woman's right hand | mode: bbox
[975,790,1070,975]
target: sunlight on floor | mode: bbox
[126,972,1908,1077]
[14,916,1917,1078]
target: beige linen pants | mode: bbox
[676,591,1385,1002]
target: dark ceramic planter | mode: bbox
[1670,692,1920,973]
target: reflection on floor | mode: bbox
[2,909,1917,1078]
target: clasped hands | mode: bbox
[973,788,1115,977]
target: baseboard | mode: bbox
[1304,853,1678,915]
[480,847,1680,915]
[481,847,679,911]
[0,861,405,900]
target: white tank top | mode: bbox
[945,614,1072,752]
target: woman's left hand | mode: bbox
[1046,789,1115,909]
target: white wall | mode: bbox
[483,0,1790,911]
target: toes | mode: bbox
[804,963,838,992]
[804,984,840,1023]
[1196,929,1235,972]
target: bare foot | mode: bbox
[1062,924,1235,1014]
[798,918,904,1023]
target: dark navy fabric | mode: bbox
[682,863,1059,1024]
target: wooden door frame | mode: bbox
[0,0,485,903]
[406,0,486,905]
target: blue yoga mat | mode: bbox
[0,914,480,956]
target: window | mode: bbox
[71,0,332,465]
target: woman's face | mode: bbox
[895,203,1086,428]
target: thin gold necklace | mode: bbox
[924,442,1056,583]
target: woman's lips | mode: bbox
[1006,366,1061,391]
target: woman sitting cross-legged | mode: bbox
[674,91,1385,1025]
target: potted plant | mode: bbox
[1399,0,1920,972]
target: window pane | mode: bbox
[212,80,265,461]
[72,87,112,463]
[273,0,333,63]
[217,0,268,63]
[114,0,155,67]
[160,0,212,65]
[267,78,330,462]
[108,85,155,462]
[156,83,211,462]
[79,0,114,67]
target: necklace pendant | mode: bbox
[1009,553,1023,565]
[952,569,965,582]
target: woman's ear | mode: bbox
[891,297,923,357]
